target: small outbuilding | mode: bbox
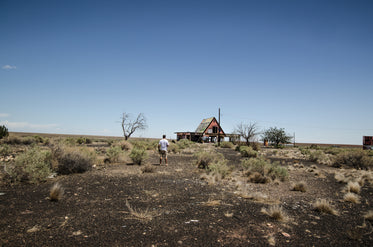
[363,136,373,150]
[175,117,225,142]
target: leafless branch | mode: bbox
[234,122,259,146]
[121,113,147,140]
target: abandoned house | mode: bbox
[175,117,226,142]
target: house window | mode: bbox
[213,126,218,133]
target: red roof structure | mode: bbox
[175,117,225,142]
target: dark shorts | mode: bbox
[159,150,167,158]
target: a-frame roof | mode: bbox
[195,117,224,134]
[195,117,214,133]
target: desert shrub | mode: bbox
[6,146,52,183]
[239,146,258,158]
[106,146,122,163]
[141,164,155,173]
[309,150,329,164]
[50,182,64,201]
[117,140,133,151]
[63,137,77,146]
[248,172,271,184]
[2,136,21,145]
[32,135,50,145]
[219,142,234,149]
[168,143,180,153]
[313,199,338,215]
[292,181,307,192]
[131,140,157,151]
[129,147,148,165]
[261,205,288,222]
[343,192,360,204]
[0,144,11,157]
[251,142,261,151]
[0,125,9,139]
[333,150,373,170]
[54,147,94,175]
[310,144,320,150]
[76,137,92,145]
[208,158,231,179]
[241,157,288,182]
[299,147,311,156]
[194,151,224,169]
[177,139,194,149]
[3,136,37,145]
[324,147,343,156]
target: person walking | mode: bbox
[158,134,169,166]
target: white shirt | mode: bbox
[159,139,169,151]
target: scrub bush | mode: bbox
[106,146,122,163]
[168,143,180,153]
[238,146,258,158]
[208,159,231,179]
[6,146,52,183]
[129,147,148,165]
[76,137,92,145]
[0,144,10,157]
[333,150,373,169]
[177,139,194,149]
[309,150,330,165]
[54,147,94,175]
[219,142,234,149]
[117,140,133,151]
[194,151,224,169]
[0,125,9,139]
[292,181,307,192]
[241,157,288,182]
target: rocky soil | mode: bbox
[1,146,373,246]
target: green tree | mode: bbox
[0,125,9,139]
[262,127,292,147]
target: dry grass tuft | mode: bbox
[313,199,339,215]
[334,172,348,183]
[292,181,307,192]
[224,211,233,217]
[267,234,276,246]
[343,192,360,204]
[201,173,221,185]
[50,183,64,201]
[248,172,271,184]
[346,181,361,194]
[125,200,160,222]
[364,210,373,222]
[140,164,155,173]
[204,199,221,206]
[261,205,288,222]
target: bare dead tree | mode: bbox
[121,113,147,140]
[234,122,259,146]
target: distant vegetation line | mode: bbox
[9,132,362,148]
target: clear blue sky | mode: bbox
[1,0,372,145]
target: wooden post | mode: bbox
[218,108,221,146]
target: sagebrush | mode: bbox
[129,147,148,165]
[53,146,95,175]
[241,157,288,182]
[5,146,52,183]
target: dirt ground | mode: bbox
[1,146,373,246]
